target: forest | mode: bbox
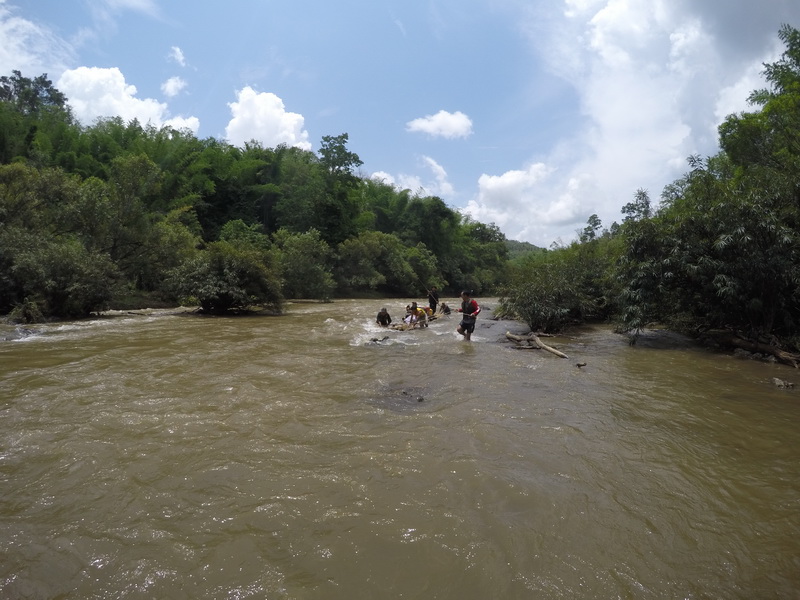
[0,74,511,317]
[2,25,800,362]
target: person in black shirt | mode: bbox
[427,286,439,313]
[376,307,392,327]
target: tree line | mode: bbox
[0,71,509,318]
[498,24,800,358]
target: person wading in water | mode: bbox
[456,290,481,341]
[427,286,439,314]
[376,307,392,327]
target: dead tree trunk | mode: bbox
[505,331,568,359]
[708,331,800,368]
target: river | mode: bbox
[1,299,799,599]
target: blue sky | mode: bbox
[2,0,800,247]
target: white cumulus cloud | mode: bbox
[465,163,563,242]
[371,171,395,185]
[168,45,186,67]
[406,110,473,139]
[164,115,200,132]
[371,156,455,199]
[421,156,454,198]
[370,171,425,195]
[57,66,199,133]
[225,86,311,150]
[464,0,796,246]
[161,75,186,98]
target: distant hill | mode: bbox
[505,239,547,260]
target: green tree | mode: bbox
[404,243,441,293]
[376,235,422,295]
[135,125,216,214]
[335,232,388,292]
[360,178,413,234]
[719,25,800,179]
[10,236,119,318]
[621,188,652,222]
[273,147,325,234]
[396,196,460,259]
[335,231,424,295]
[613,194,669,337]
[0,164,82,314]
[272,228,335,300]
[311,134,364,244]
[0,70,68,116]
[653,155,800,338]
[579,214,603,242]
[498,248,593,333]
[167,241,283,314]
[219,218,271,254]
[318,133,363,178]
[102,154,161,284]
[443,217,508,294]
[144,207,202,292]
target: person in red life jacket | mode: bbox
[456,290,481,340]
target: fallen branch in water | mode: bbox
[505,331,568,359]
[706,331,800,369]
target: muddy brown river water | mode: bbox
[1,299,799,599]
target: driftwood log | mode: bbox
[505,331,568,359]
[707,331,800,368]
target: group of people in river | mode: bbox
[375,288,481,340]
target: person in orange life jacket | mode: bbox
[456,290,481,340]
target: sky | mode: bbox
[2,0,800,247]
